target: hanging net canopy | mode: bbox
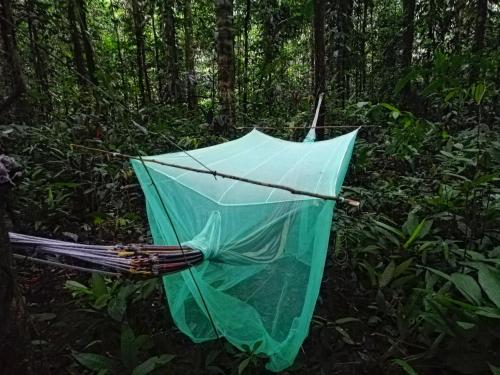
[131,128,358,372]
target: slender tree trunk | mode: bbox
[313,0,325,140]
[215,0,235,132]
[131,0,150,105]
[261,0,277,106]
[426,0,435,61]
[310,21,315,95]
[242,0,250,123]
[27,0,51,114]
[401,0,416,104]
[401,0,416,69]
[76,0,97,85]
[67,0,88,86]
[473,0,487,53]
[161,0,180,102]
[360,0,368,95]
[110,1,128,101]
[369,2,374,96]
[470,0,488,82]
[184,0,197,109]
[151,1,163,99]
[0,0,27,115]
[333,0,353,107]
[453,0,463,53]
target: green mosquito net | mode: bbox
[131,129,358,371]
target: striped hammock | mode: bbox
[9,232,203,277]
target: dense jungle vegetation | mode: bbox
[1,0,499,373]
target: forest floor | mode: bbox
[19,254,392,374]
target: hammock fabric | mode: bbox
[131,129,358,371]
[10,232,203,275]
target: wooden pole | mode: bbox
[71,144,360,207]
[310,92,324,129]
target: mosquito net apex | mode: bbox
[131,128,358,371]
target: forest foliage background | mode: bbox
[0,0,499,373]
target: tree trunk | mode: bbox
[473,0,487,53]
[215,0,235,132]
[310,21,315,95]
[184,0,197,109]
[67,0,88,86]
[0,156,30,374]
[242,0,250,123]
[261,0,277,106]
[360,0,368,95]
[76,0,97,85]
[401,0,416,69]
[161,0,180,102]
[0,0,27,116]
[27,0,51,114]
[425,0,435,63]
[369,2,374,96]
[313,0,326,140]
[336,0,353,106]
[110,0,128,101]
[131,0,151,105]
[151,1,163,99]
[401,0,416,104]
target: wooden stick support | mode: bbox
[71,144,361,207]
[310,92,324,129]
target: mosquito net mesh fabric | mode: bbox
[131,129,358,371]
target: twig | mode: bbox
[71,144,361,207]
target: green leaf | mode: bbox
[423,266,451,281]
[402,211,419,237]
[373,220,404,238]
[93,294,111,310]
[380,102,400,113]
[473,82,486,104]
[450,273,482,305]
[108,296,127,321]
[476,307,500,319]
[359,261,377,286]
[251,340,262,352]
[456,321,475,330]
[131,354,175,375]
[379,261,396,288]
[91,273,107,298]
[72,352,118,372]
[478,266,500,308]
[65,280,92,295]
[121,325,138,370]
[403,219,428,248]
[392,358,418,375]
[238,357,251,375]
[394,258,414,278]
[444,88,459,102]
